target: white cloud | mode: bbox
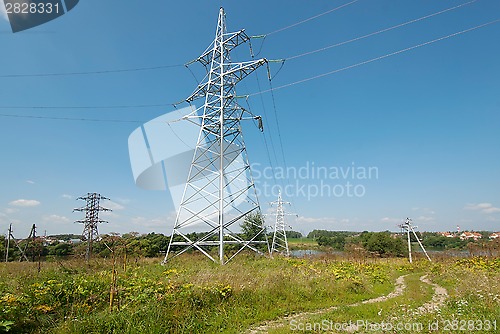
[416,216,435,222]
[464,203,500,214]
[106,201,125,211]
[485,216,500,223]
[26,180,35,184]
[411,207,435,214]
[9,199,41,207]
[0,212,6,217]
[296,216,334,224]
[130,216,164,228]
[130,212,175,229]
[381,217,401,223]
[61,194,73,199]
[100,211,120,218]
[5,208,19,214]
[114,198,131,205]
[294,216,357,231]
[43,215,70,224]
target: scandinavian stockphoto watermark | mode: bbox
[252,161,379,200]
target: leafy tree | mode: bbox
[286,230,303,239]
[309,231,357,250]
[0,235,5,260]
[365,232,405,257]
[52,243,73,256]
[240,212,267,241]
[346,231,406,257]
[48,234,82,241]
[240,212,268,252]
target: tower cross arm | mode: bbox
[225,58,267,82]
[186,58,267,103]
[194,29,251,67]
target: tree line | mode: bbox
[306,230,500,257]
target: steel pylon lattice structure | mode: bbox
[399,218,431,263]
[163,7,269,265]
[74,193,111,261]
[269,191,295,257]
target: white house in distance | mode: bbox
[459,232,482,241]
[438,232,456,238]
[489,232,500,240]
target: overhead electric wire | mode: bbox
[245,97,279,188]
[0,1,358,79]
[0,64,184,78]
[1,18,497,122]
[250,19,500,97]
[248,41,281,175]
[285,0,478,61]
[267,65,288,175]
[0,103,173,110]
[0,0,473,80]
[263,0,359,36]
[0,113,147,123]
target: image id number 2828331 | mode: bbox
[4,1,60,15]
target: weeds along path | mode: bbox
[247,274,409,334]
[414,275,449,315]
[247,273,449,333]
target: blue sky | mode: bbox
[0,0,499,238]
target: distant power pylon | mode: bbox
[269,191,296,257]
[74,193,111,260]
[399,218,431,263]
[163,7,269,265]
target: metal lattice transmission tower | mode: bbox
[74,193,111,260]
[163,7,269,265]
[399,218,431,263]
[269,191,296,257]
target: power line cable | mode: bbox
[1,19,497,121]
[245,97,279,189]
[285,0,478,61]
[262,0,359,37]
[250,19,500,97]
[0,64,183,78]
[0,0,476,85]
[0,113,146,123]
[0,103,173,110]
[249,43,280,170]
[267,64,288,174]
[0,1,356,79]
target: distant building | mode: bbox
[460,232,482,241]
[438,232,456,238]
[39,236,58,246]
[489,232,500,240]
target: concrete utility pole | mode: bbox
[400,218,431,263]
[5,223,12,262]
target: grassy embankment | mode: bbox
[0,254,498,333]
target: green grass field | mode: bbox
[1,255,498,333]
